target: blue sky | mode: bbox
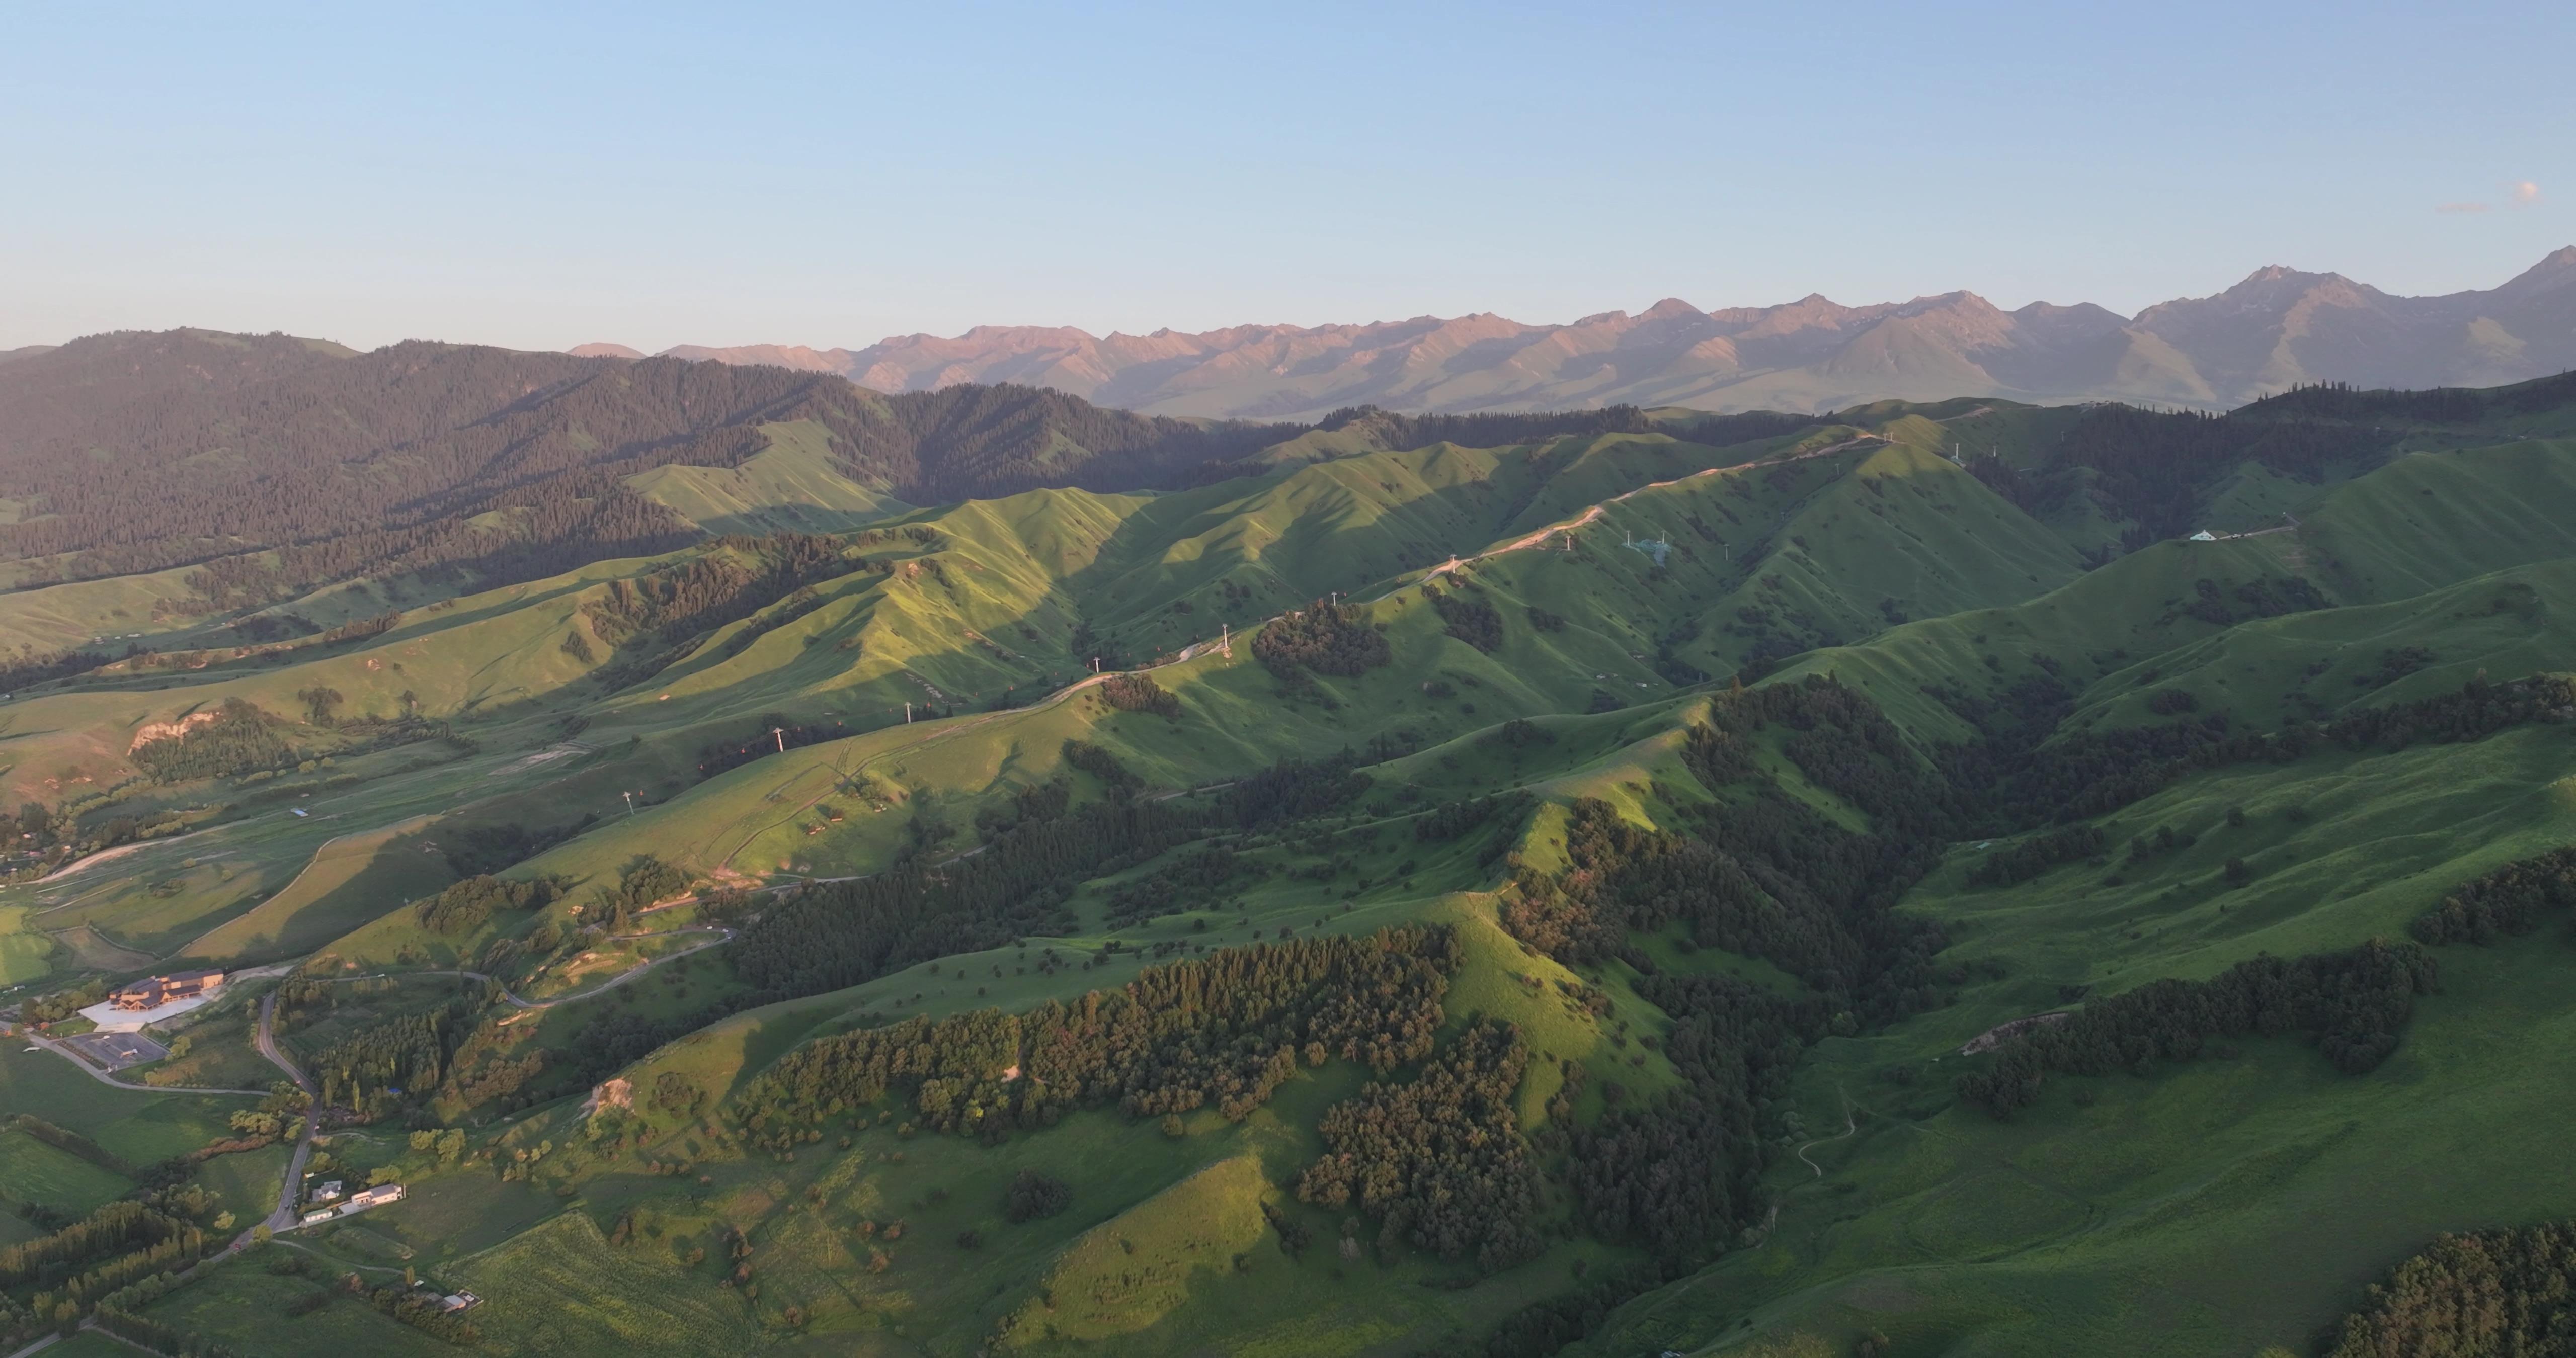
[3,1,2566,351]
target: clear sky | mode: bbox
[4,1,2567,353]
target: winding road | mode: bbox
[16,1030,268,1096]
[252,992,320,1235]
[1794,1096,1859,1179]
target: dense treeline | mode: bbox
[1417,1268,1664,1358]
[2039,403,2395,547]
[1097,673,1181,718]
[737,928,1456,1139]
[1228,752,1371,828]
[1508,679,1948,1020]
[729,788,1206,1002]
[1060,740,1143,793]
[1296,1018,1543,1271]
[1957,939,2439,1117]
[1943,672,2576,832]
[0,1202,191,1286]
[0,333,1309,591]
[1252,601,1389,681]
[1492,677,1941,1277]
[1564,973,1821,1262]
[0,645,113,692]
[1103,845,1243,927]
[301,995,477,1110]
[2327,673,2576,753]
[589,855,690,926]
[1966,824,2106,887]
[129,699,299,782]
[414,874,555,934]
[0,334,767,585]
[2244,371,2576,423]
[582,532,860,655]
[1415,792,1534,843]
[1426,585,1505,653]
[2322,1219,2576,1356]
[2412,846,2576,945]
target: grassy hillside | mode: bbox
[7,377,2576,1358]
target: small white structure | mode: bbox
[2188,530,2217,542]
[301,1209,336,1226]
[349,1184,406,1209]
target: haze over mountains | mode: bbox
[577,249,2576,419]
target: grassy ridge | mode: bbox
[0,387,2570,1356]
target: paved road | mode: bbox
[251,992,320,1236]
[18,1029,267,1096]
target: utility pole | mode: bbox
[770,726,787,753]
[621,792,636,818]
[1092,657,1100,674]
[904,702,912,724]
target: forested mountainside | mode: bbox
[0,330,1302,588]
[7,368,2576,1358]
[634,248,2576,419]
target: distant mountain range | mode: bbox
[576,249,2576,419]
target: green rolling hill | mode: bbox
[8,360,2576,1357]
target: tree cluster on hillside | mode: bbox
[1506,679,1950,1018]
[586,855,690,930]
[2039,404,2396,547]
[729,786,1208,1002]
[1060,740,1143,793]
[1941,671,2576,832]
[2243,371,2576,423]
[1097,673,1181,719]
[304,996,478,1112]
[582,532,860,658]
[1957,939,2439,1118]
[1563,973,1822,1262]
[1252,601,1390,684]
[2327,672,2576,753]
[1228,752,1371,828]
[1415,792,1534,843]
[128,698,299,783]
[2411,845,2576,945]
[1296,1018,1544,1271]
[1425,585,1505,653]
[1103,845,1244,927]
[2321,1219,2576,1356]
[735,928,1457,1141]
[414,874,555,934]
[0,644,118,693]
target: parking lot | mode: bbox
[62,1030,168,1071]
